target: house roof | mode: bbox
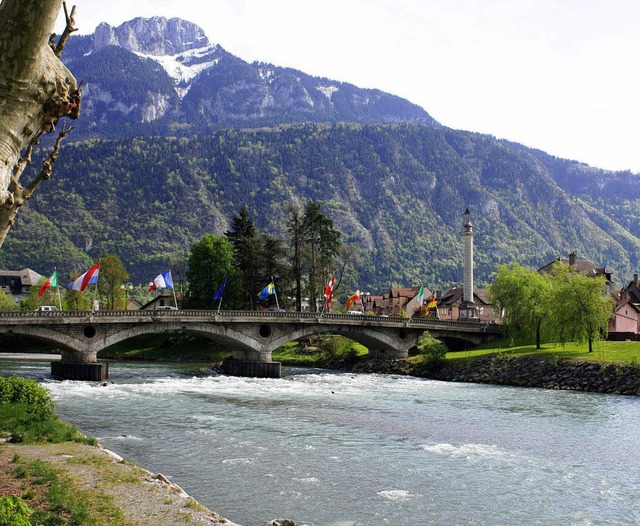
[389,286,421,298]
[140,293,177,310]
[0,268,43,286]
[621,279,640,304]
[615,299,640,314]
[538,254,612,283]
[438,286,491,306]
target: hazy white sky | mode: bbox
[57,0,640,172]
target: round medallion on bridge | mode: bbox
[259,324,272,338]
[83,325,97,339]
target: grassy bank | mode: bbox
[98,334,232,362]
[0,377,123,525]
[444,338,640,366]
[0,377,232,526]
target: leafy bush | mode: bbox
[0,495,33,526]
[417,332,448,371]
[320,335,359,363]
[0,377,94,445]
[0,377,54,415]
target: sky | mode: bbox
[56,0,640,173]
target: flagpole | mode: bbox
[169,271,178,308]
[217,294,223,315]
[89,260,99,311]
[92,281,98,312]
[272,276,280,310]
[52,267,62,311]
[56,269,63,311]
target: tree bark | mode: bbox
[0,0,79,246]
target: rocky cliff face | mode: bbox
[64,17,437,139]
[93,17,209,55]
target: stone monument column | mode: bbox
[460,208,478,320]
[463,208,474,305]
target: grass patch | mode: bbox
[447,337,640,365]
[11,457,129,526]
[272,337,368,366]
[0,403,95,445]
[66,455,140,485]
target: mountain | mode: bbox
[62,17,437,139]
[2,17,640,293]
[3,124,640,292]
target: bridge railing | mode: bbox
[0,309,502,333]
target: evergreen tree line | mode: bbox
[184,201,346,311]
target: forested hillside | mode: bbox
[3,123,640,291]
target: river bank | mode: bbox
[0,440,238,525]
[347,354,640,395]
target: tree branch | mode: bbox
[0,125,74,244]
[24,124,74,197]
[54,2,78,57]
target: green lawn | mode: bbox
[447,338,640,366]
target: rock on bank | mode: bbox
[351,356,640,396]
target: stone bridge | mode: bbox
[0,310,503,380]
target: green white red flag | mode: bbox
[38,271,58,297]
[416,284,425,313]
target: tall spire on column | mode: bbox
[462,208,474,305]
[460,208,478,320]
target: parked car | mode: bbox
[35,305,57,312]
[156,305,178,311]
[346,310,364,315]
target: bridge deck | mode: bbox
[0,309,502,335]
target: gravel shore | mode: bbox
[0,441,239,525]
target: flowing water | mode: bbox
[2,359,640,526]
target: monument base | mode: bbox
[51,362,109,381]
[221,360,281,378]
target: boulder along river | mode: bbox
[2,358,640,526]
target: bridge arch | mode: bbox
[267,324,412,354]
[0,325,84,353]
[97,322,265,355]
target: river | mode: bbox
[2,359,640,526]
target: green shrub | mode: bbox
[0,377,55,415]
[321,335,359,363]
[0,495,33,526]
[0,378,92,445]
[417,332,448,371]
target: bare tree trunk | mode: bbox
[0,0,80,246]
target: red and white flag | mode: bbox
[67,264,100,292]
[324,275,335,310]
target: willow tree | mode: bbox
[0,0,80,246]
[546,263,614,353]
[489,262,551,349]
